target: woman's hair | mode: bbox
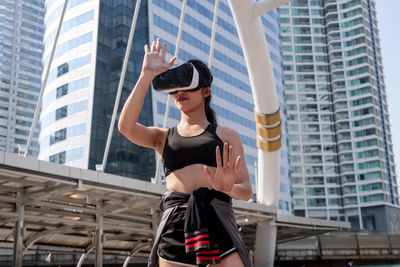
[188,59,217,125]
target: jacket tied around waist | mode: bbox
[148,187,253,267]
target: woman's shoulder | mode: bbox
[215,125,236,135]
[215,125,240,143]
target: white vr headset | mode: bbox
[152,62,200,94]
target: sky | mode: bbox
[375,0,400,183]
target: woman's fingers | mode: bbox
[208,149,240,192]
[223,143,228,168]
[144,44,149,53]
[150,40,156,52]
[168,56,177,66]
[234,156,241,175]
[147,38,170,55]
[218,143,239,170]
[155,38,161,52]
[215,146,222,168]
[160,42,167,56]
[228,145,234,169]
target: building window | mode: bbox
[57,63,69,77]
[293,199,304,206]
[360,194,384,203]
[306,177,324,185]
[303,145,321,153]
[49,151,66,164]
[358,160,380,170]
[327,177,339,184]
[49,147,84,163]
[292,188,304,195]
[50,128,66,145]
[329,199,339,206]
[359,183,382,192]
[55,106,67,120]
[359,171,381,181]
[307,187,325,196]
[278,8,289,14]
[307,198,326,207]
[57,84,68,98]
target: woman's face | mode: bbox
[171,87,211,112]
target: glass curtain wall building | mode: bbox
[0,0,43,157]
[40,0,291,213]
[279,0,399,231]
[40,0,154,178]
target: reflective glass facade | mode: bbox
[41,0,155,180]
[88,0,154,179]
[280,0,398,229]
[0,0,44,156]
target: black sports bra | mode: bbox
[162,124,224,177]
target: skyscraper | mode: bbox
[40,0,153,179]
[0,0,44,157]
[280,0,399,231]
[40,0,291,213]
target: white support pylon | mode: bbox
[227,0,291,266]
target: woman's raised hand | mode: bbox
[204,143,241,193]
[142,38,176,78]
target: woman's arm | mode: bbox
[204,128,253,201]
[118,38,175,153]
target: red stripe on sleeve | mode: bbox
[185,234,209,243]
[196,255,221,261]
[196,250,220,255]
[185,240,210,248]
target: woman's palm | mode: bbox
[204,143,241,193]
[142,38,175,76]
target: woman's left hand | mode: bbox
[204,143,241,193]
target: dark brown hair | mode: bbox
[188,59,217,125]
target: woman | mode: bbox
[118,38,253,267]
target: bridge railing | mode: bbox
[276,232,400,261]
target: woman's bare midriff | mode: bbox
[165,163,216,193]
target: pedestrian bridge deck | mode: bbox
[0,151,350,260]
[276,232,400,263]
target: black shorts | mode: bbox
[158,206,237,266]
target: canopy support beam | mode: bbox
[95,204,103,266]
[12,192,24,267]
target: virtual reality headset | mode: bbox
[152,62,200,94]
